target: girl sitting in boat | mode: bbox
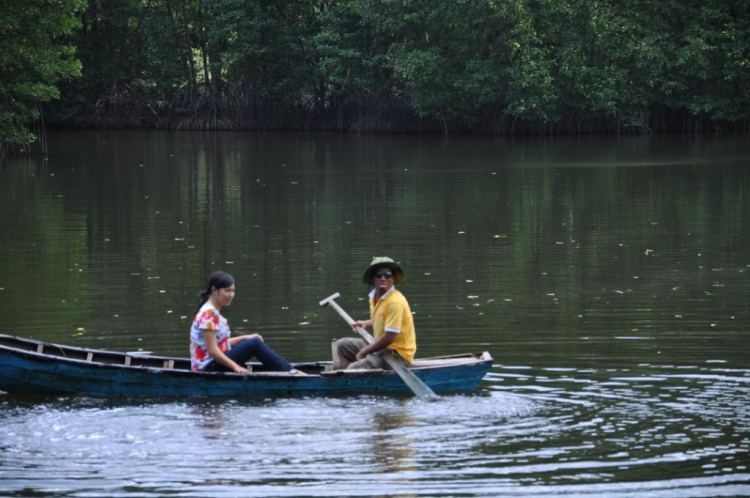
[190,271,302,375]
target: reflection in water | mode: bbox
[193,404,231,439]
[369,409,416,474]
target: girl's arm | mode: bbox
[204,330,248,374]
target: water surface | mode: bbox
[0,131,748,496]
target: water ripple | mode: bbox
[2,362,747,496]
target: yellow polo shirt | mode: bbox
[369,286,416,363]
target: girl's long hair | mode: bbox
[195,271,235,315]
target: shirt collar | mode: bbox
[369,285,396,300]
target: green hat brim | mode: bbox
[362,257,406,285]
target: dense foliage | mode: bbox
[5,0,750,144]
[0,0,85,151]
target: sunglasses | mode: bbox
[374,271,394,280]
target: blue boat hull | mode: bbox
[0,335,492,398]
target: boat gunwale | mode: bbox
[0,334,492,380]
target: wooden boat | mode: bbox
[0,334,493,398]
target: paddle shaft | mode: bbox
[323,297,439,401]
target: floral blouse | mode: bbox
[190,306,231,371]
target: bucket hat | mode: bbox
[362,256,406,285]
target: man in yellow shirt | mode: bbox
[334,257,417,369]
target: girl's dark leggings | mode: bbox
[202,337,292,372]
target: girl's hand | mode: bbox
[233,364,250,375]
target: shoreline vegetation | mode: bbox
[2,1,749,153]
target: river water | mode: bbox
[0,131,748,496]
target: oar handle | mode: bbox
[325,298,376,346]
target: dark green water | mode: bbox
[1,131,748,496]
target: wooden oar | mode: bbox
[319,292,439,402]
